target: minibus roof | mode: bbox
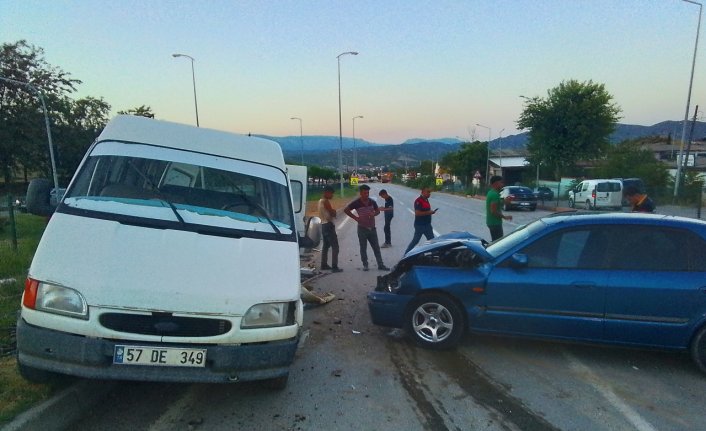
[96,115,285,169]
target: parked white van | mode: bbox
[18,115,304,388]
[568,179,623,210]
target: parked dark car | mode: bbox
[533,186,554,201]
[500,186,537,211]
[368,212,706,373]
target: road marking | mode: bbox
[148,386,201,431]
[565,353,658,431]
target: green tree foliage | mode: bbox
[594,140,669,190]
[517,80,621,180]
[439,141,487,186]
[1,40,80,183]
[117,105,155,118]
[306,165,336,184]
[1,40,111,184]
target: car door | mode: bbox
[603,225,706,348]
[478,226,608,341]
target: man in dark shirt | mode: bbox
[404,186,437,255]
[344,185,389,271]
[378,189,394,247]
[624,185,656,213]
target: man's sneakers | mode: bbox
[331,267,343,273]
[363,264,369,271]
[378,265,390,271]
[380,243,392,248]
[320,264,332,270]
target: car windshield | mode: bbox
[485,219,547,258]
[62,141,294,237]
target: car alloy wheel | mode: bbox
[404,294,464,350]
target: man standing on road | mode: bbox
[378,189,394,248]
[344,184,389,271]
[318,185,342,272]
[624,185,656,213]
[486,175,512,241]
[404,186,437,255]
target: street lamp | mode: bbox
[290,117,304,164]
[674,0,702,197]
[498,128,505,168]
[172,53,200,127]
[352,115,363,174]
[0,76,59,192]
[337,51,358,196]
[476,123,491,185]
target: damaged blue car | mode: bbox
[368,212,706,373]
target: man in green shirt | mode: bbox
[486,175,512,241]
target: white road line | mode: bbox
[148,386,201,431]
[565,353,658,431]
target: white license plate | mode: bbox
[520,202,529,205]
[113,345,206,367]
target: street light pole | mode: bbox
[172,53,200,127]
[0,76,59,192]
[498,128,505,168]
[290,117,304,164]
[352,115,363,174]
[477,123,491,185]
[337,51,358,196]
[674,0,702,197]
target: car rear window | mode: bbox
[596,182,621,192]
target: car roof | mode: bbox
[542,211,706,229]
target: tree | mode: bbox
[1,40,81,183]
[594,140,669,191]
[517,80,621,180]
[117,105,155,118]
[439,141,487,186]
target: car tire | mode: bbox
[404,294,464,350]
[584,200,593,210]
[261,373,289,390]
[690,325,706,374]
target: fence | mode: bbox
[0,195,19,252]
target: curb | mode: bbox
[2,380,116,431]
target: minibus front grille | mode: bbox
[99,313,232,337]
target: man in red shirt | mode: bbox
[404,186,437,254]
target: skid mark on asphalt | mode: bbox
[390,341,560,431]
[565,352,658,431]
[389,343,456,431]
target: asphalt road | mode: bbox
[25,184,706,430]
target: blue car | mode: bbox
[368,212,706,373]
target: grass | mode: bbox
[0,212,61,426]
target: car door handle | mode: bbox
[572,282,596,289]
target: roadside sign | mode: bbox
[350,176,359,186]
[435,177,443,186]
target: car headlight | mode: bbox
[241,302,294,328]
[23,278,88,319]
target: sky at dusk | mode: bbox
[1,0,704,144]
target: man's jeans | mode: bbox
[321,222,339,267]
[357,226,383,267]
[405,224,434,254]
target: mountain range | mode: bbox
[256,120,706,170]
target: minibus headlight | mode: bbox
[26,279,88,319]
[241,302,293,328]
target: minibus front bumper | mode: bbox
[16,318,298,383]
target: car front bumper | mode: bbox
[16,318,298,383]
[367,291,413,328]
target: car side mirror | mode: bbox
[25,178,55,217]
[510,253,528,268]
